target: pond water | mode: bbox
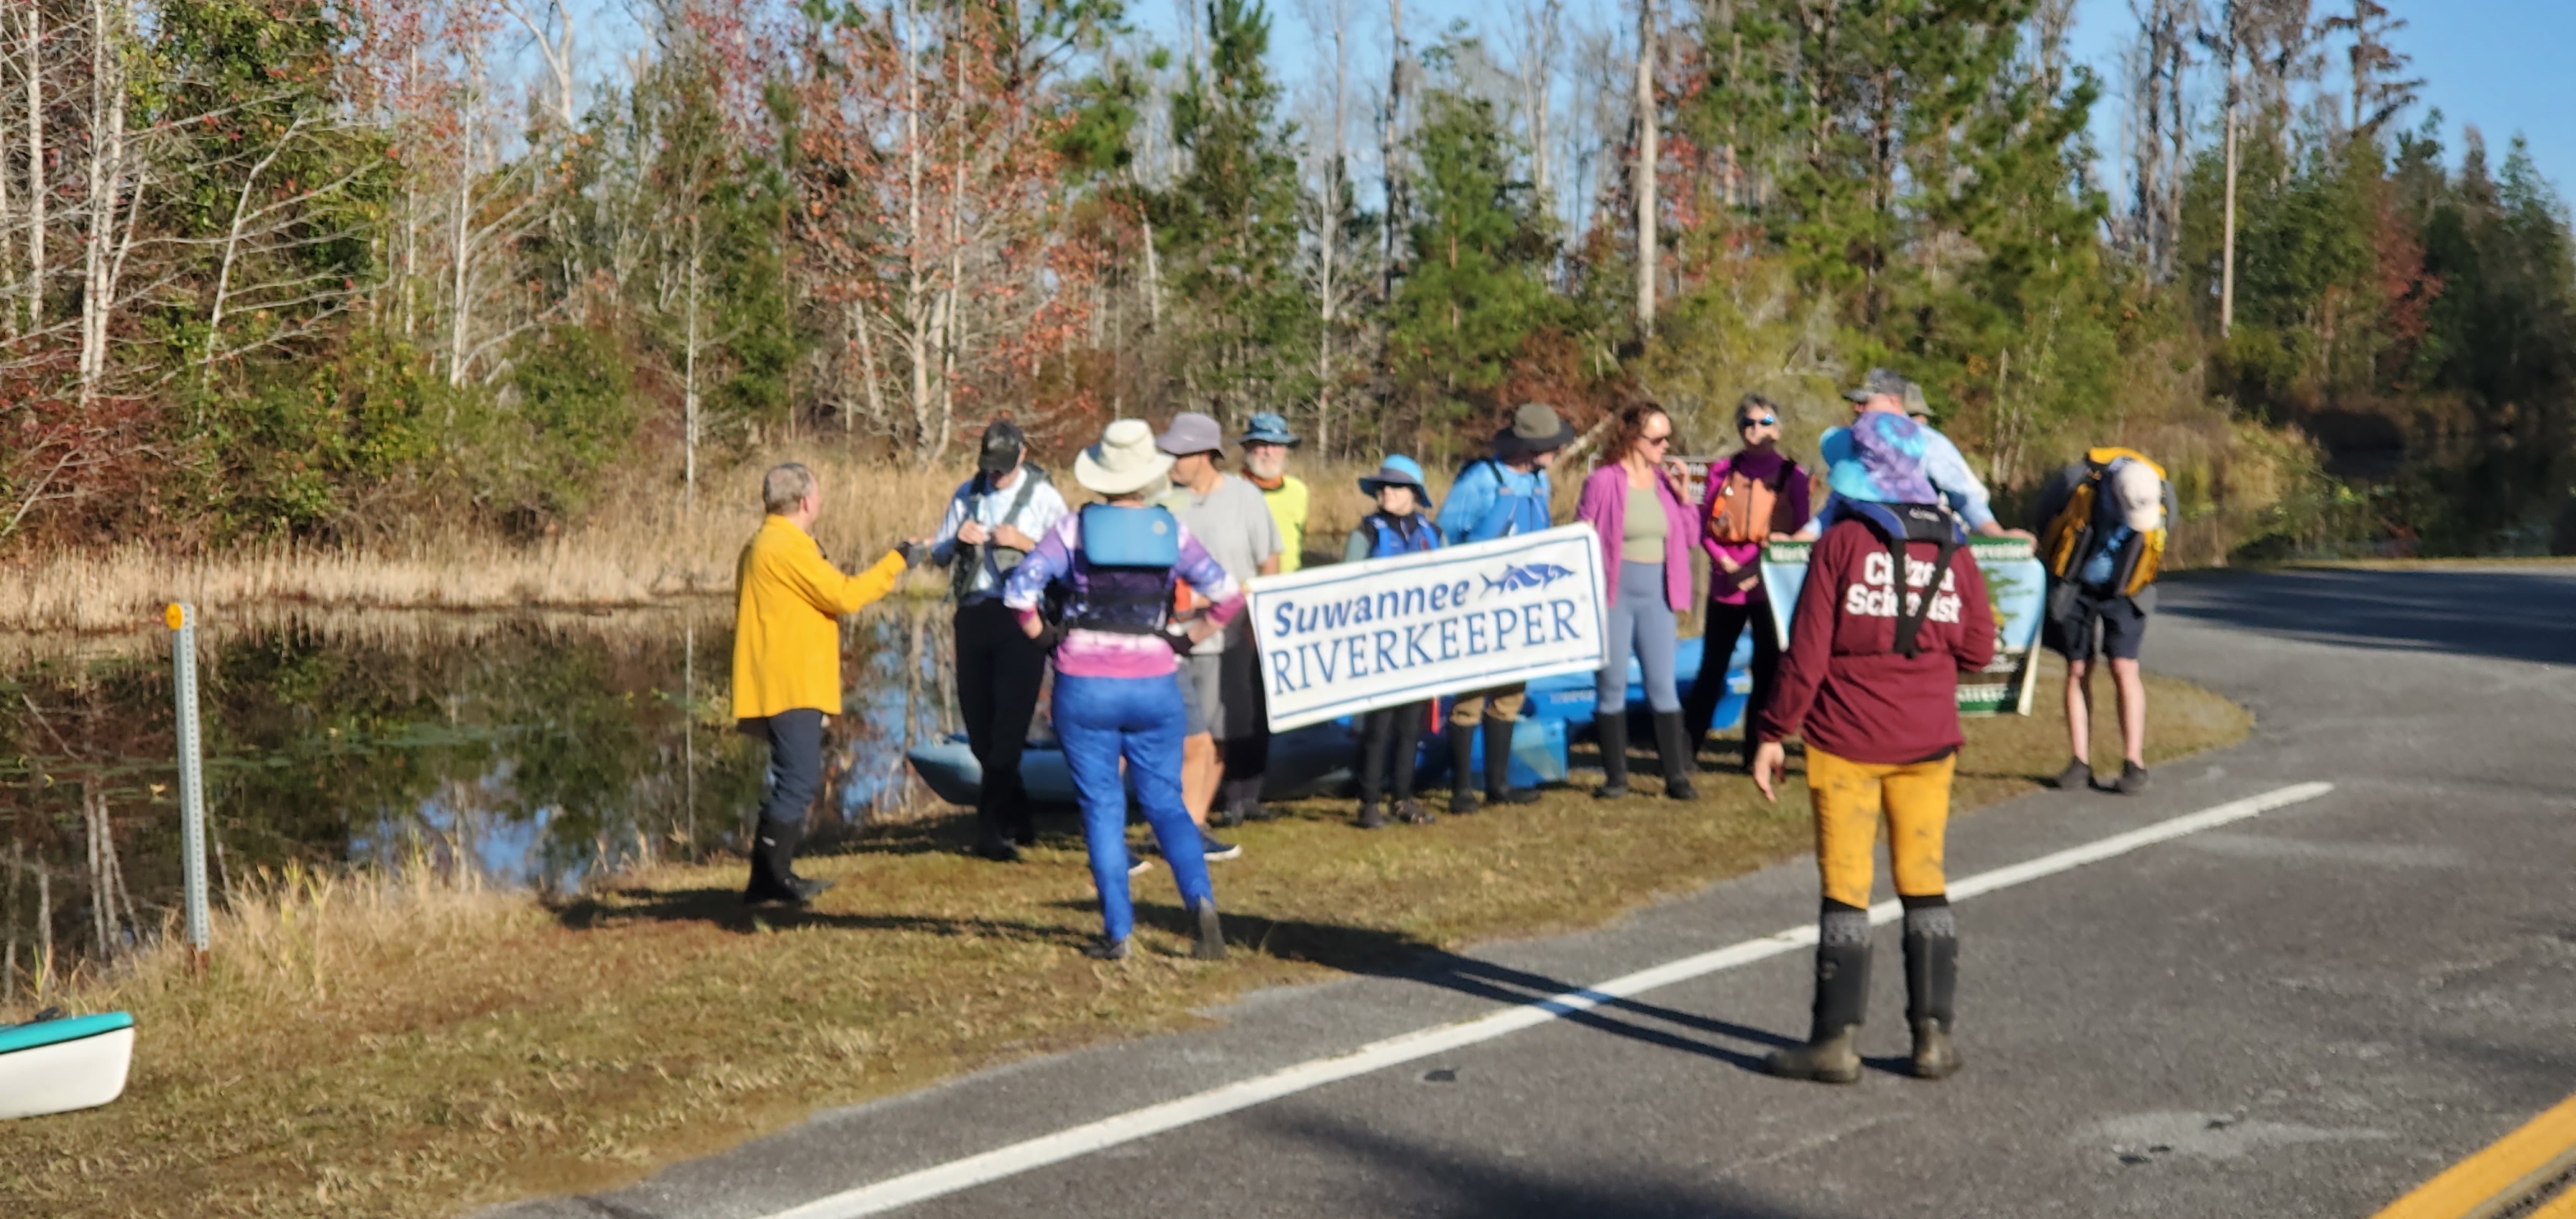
[0,601,967,983]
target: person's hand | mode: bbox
[895,538,933,567]
[993,523,1036,551]
[1713,552,1742,575]
[956,520,990,546]
[1186,619,1220,646]
[1751,741,1787,802]
[1018,613,1046,640]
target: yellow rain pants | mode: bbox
[1808,746,1956,909]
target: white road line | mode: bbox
[764,781,2335,1219]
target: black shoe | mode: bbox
[1083,936,1130,960]
[1653,711,1698,801]
[2050,758,2091,790]
[744,875,833,906]
[1241,802,1280,822]
[1358,800,1386,829]
[2113,761,2150,795]
[1494,786,1542,805]
[1213,804,1245,829]
[1396,797,1434,825]
[1191,901,1227,960]
[1596,710,1630,799]
[1450,786,1482,815]
[972,839,1023,862]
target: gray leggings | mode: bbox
[1598,558,1681,714]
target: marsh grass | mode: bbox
[0,659,2246,1218]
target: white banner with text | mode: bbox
[1248,524,1608,732]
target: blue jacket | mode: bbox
[1436,459,1552,544]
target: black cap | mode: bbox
[978,420,1025,476]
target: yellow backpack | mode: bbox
[2041,447,2167,596]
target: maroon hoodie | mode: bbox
[1756,519,1997,765]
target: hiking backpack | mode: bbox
[2039,447,2168,597]
[1842,501,1967,659]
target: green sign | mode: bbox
[1758,537,2048,717]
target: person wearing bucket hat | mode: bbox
[1157,412,1281,847]
[733,463,929,905]
[1239,411,1312,575]
[1001,419,1239,960]
[1749,407,1997,1085]
[927,417,1070,862]
[1795,369,2024,541]
[2032,446,2177,796]
[1341,456,1443,828]
[1433,402,1571,813]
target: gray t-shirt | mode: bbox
[1166,473,1281,654]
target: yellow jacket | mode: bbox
[732,515,908,720]
[1259,475,1310,572]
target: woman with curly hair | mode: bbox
[1573,403,1702,800]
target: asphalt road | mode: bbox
[492,565,2576,1219]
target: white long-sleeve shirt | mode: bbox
[929,467,1070,603]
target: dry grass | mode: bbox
[1,661,2246,1219]
[0,455,969,634]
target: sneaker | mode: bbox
[1082,936,1130,960]
[1127,852,1156,877]
[2113,761,2150,795]
[2048,759,2091,791]
[1396,798,1435,825]
[1199,834,1243,862]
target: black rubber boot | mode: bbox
[744,817,811,904]
[1191,901,1227,960]
[1903,901,1961,1080]
[1595,711,1630,799]
[1448,728,1481,815]
[1767,908,1871,1084]
[1652,711,1698,801]
[1485,717,1540,804]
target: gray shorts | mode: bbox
[1179,648,1262,740]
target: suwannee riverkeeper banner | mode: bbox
[1247,524,1608,732]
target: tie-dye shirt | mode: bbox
[1002,513,1245,679]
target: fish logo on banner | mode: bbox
[1246,525,1609,732]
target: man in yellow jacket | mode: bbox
[735,462,919,904]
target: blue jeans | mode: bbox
[1052,673,1213,942]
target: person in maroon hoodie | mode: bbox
[1751,411,1995,1084]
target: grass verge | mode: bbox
[0,659,2246,1218]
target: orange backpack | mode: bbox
[1706,464,1793,544]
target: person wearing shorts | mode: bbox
[2034,453,2171,796]
[1158,411,1280,854]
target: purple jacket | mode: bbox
[1575,463,1700,612]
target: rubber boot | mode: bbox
[1595,711,1630,799]
[744,817,801,903]
[1191,900,1227,960]
[1485,717,1540,804]
[1448,728,1481,815]
[1767,911,1871,1084]
[1652,711,1698,801]
[1903,902,1961,1080]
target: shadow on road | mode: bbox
[1126,899,1798,1076]
[1246,1110,1825,1218]
[2160,567,2576,666]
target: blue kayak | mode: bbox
[905,632,1752,808]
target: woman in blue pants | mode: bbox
[1004,420,1241,960]
[1574,403,1703,800]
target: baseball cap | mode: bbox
[977,419,1025,476]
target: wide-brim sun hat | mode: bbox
[1239,411,1301,447]
[1358,455,1430,500]
[1494,401,1574,457]
[1076,419,1177,496]
[1821,412,1939,505]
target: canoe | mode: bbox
[0,1011,135,1120]
[904,631,1750,808]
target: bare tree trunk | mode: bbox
[448,54,480,390]
[206,120,309,372]
[684,213,702,510]
[1632,0,1657,338]
[1380,0,1407,301]
[24,6,43,332]
[79,0,132,404]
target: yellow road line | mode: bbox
[2371,1091,2576,1219]
[2527,1183,2576,1219]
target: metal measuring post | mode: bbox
[167,602,211,960]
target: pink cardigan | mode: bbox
[1575,463,1700,611]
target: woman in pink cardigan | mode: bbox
[1575,403,1703,801]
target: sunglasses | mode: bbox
[1641,434,1672,447]
[1741,415,1779,428]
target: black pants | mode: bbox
[745,708,825,891]
[1685,597,1782,762]
[955,600,1049,847]
[1357,701,1429,804]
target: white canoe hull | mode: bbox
[0,1025,134,1119]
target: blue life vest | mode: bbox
[1070,504,1181,636]
[1364,511,1440,558]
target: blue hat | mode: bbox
[1239,411,1301,447]
[1358,455,1429,498]
[1821,413,1938,505]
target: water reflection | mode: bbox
[0,602,961,985]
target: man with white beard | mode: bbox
[1239,412,1310,572]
